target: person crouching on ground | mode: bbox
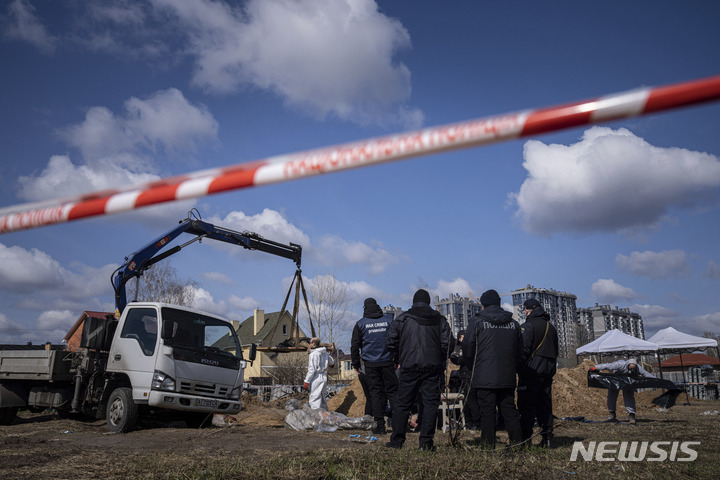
[590,358,655,424]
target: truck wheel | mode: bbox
[0,407,18,425]
[106,388,137,433]
[185,412,213,428]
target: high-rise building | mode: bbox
[383,305,404,320]
[433,293,484,337]
[577,304,645,341]
[510,285,579,359]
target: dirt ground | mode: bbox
[1,361,719,479]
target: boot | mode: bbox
[373,418,387,435]
[628,413,636,425]
[606,411,617,422]
[540,436,552,448]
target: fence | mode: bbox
[244,383,349,403]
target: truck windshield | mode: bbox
[161,307,242,359]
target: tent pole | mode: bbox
[679,353,691,406]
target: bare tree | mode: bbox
[264,352,308,385]
[702,332,720,359]
[127,261,198,306]
[304,272,353,377]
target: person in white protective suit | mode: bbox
[303,338,335,410]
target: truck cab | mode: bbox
[105,302,250,431]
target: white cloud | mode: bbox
[17,155,160,202]
[2,0,57,53]
[155,0,421,127]
[616,249,690,279]
[202,272,235,285]
[591,278,640,303]
[631,304,681,331]
[88,3,146,26]
[227,295,259,312]
[207,209,311,252]
[688,312,720,336]
[36,309,75,331]
[190,286,229,317]
[0,312,26,340]
[17,89,217,203]
[0,243,116,300]
[60,88,218,164]
[432,278,473,300]
[512,127,720,235]
[706,260,720,279]
[0,243,65,293]
[315,235,397,274]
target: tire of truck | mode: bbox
[185,412,213,428]
[0,407,19,425]
[106,387,137,433]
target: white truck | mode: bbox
[0,302,257,432]
[0,211,303,432]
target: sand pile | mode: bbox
[327,359,666,420]
[328,376,368,417]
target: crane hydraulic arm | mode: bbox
[112,211,302,315]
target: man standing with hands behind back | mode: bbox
[385,289,451,451]
[351,298,398,435]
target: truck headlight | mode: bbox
[151,370,176,391]
[230,385,242,400]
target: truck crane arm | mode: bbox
[112,210,302,315]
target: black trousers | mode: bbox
[391,369,441,448]
[474,387,522,448]
[464,386,481,428]
[517,375,554,442]
[358,371,373,416]
[365,364,399,423]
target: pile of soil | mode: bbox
[230,391,309,427]
[328,376,367,417]
[327,359,667,420]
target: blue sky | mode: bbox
[1,0,719,348]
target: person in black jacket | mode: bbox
[517,298,559,448]
[462,289,524,449]
[384,289,452,451]
[351,298,398,435]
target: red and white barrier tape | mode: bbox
[2,75,720,234]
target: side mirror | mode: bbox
[160,320,174,340]
[248,343,257,362]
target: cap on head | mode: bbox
[413,289,431,305]
[523,298,541,310]
[480,289,501,307]
[364,298,378,308]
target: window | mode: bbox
[121,307,158,356]
[283,324,287,336]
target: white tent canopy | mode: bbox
[646,327,718,352]
[576,329,658,356]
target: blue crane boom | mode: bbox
[112,210,302,315]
